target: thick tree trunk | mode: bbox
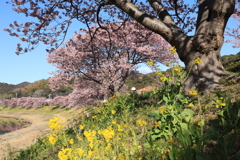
[180,36,228,93]
[173,0,235,93]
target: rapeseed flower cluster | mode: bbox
[215,97,226,108]
[79,124,84,129]
[188,90,198,96]
[173,65,182,72]
[100,126,115,142]
[136,120,147,126]
[84,130,97,142]
[58,148,73,160]
[48,117,63,130]
[169,46,177,54]
[48,134,58,145]
[117,124,124,132]
[76,147,84,157]
[154,121,160,128]
[147,59,154,66]
[194,57,202,64]
[160,76,168,82]
[159,106,166,114]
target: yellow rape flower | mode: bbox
[220,103,226,106]
[101,126,115,142]
[194,57,202,64]
[188,103,194,107]
[160,76,168,82]
[117,124,124,132]
[92,115,97,119]
[147,59,154,66]
[159,106,166,114]
[173,66,182,72]
[112,120,116,124]
[198,121,202,126]
[87,150,95,158]
[68,138,74,144]
[76,148,84,157]
[188,90,198,96]
[84,130,96,142]
[111,110,116,115]
[48,117,62,130]
[136,120,147,127]
[79,125,84,129]
[154,121,160,128]
[169,46,177,54]
[58,148,73,160]
[48,134,58,145]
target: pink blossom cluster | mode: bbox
[1,97,48,109]
[47,96,69,107]
[0,95,90,108]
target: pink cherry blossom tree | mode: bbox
[47,21,172,107]
[226,2,240,48]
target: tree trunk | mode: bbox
[173,0,235,93]
[179,36,228,93]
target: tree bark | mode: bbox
[178,0,235,93]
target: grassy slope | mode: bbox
[1,71,240,160]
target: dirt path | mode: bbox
[0,110,73,160]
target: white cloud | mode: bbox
[137,66,153,74]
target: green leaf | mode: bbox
[147,110,160,119]
[204,128,218,140]
[180,122,188,131]
[227,132,237,154]
[163,95,169,103]
[181,109,194,122]
[181,109,195,117]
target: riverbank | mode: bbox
[0,116,31,135]
[0,106,83,159]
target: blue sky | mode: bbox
[0,1,239,85]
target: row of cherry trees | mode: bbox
[1,96,72,108]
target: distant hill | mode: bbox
[0,82,30,94]
[221,52,240,73]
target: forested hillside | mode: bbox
[0,82,29,94]
[221,52,240,73]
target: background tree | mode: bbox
[4,0,238,93]
[47,21,172,102]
